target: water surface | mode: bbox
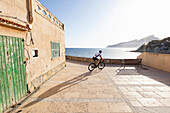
[66,48,141,59]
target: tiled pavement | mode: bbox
[15,60,170,113]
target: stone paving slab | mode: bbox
[14,61,170,113]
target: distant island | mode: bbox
[107,35,159,48]
[135,37,170,54]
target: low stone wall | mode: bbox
[66,55,141,65]
[138,52,170,73]
[27,61,66,93]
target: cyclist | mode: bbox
[93,50,103,66]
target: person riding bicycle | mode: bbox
[93,50,103,66]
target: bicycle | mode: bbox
[88,59,105,71]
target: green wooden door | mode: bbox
[0,36,27,113]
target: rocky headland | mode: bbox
[135,37,170,54]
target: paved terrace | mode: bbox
[15,60,170,113]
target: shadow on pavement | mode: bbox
[114,64,170,86]
[23,70,101,108]
[135,66,170,86]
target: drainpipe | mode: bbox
[28,0,33,24]
[27,0,34,45]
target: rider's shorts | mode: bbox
[93,57,98,61]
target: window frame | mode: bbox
[51,41,60,59]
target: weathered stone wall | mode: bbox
[0,0,28,24]
[26,0,65,84]
[66,55,142,65]
[28,62,66,93]
[0,0,66,92]
[138,52,170,73]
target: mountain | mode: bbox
[135,37,170,54]
[107,35,159,48]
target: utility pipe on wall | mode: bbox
[28,0,33,24]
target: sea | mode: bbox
[66,48,141,59]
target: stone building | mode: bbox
[0,0,65,112]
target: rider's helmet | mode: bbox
[99,50,102,53]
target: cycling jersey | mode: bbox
[94,53,101,58]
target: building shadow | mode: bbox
[135,66,170,86]
[114,65,170,86]
[23,70,101,108]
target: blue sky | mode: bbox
[39,0,170,48]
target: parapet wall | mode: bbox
[66,55,141,65]
[138,52,170,73]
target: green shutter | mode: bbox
[57,42,60,57]
[51,42,60,58]
[0,36,27,112]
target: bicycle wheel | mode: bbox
[88,63,96,71]
[98,62,105,70]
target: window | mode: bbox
[42,10,46,15]
[32,50,38,57]
[51,42,60,58]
